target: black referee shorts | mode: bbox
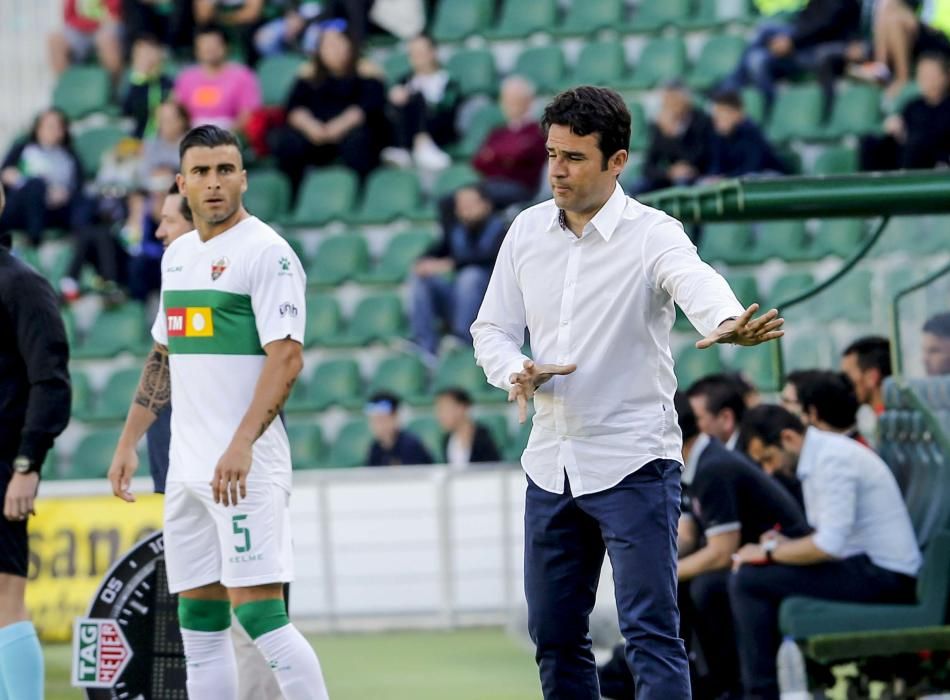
[0,466,29,578]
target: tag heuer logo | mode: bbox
[72,619,133,688]
[211,257,229,281]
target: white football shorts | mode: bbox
[163,480,293,594]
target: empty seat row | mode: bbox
[700,219,868,266]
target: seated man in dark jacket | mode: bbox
[366,393,433,467]
[632,82,712,193]
[435,388,501,467]
[409,184,507,356]
[706,90,786,179]
[599,393,809,700]
[860,52,950,170]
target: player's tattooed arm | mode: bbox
[134,343,171,415]
[256,376,294,439]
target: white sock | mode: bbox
[252,623,328,700]
[180,628,238,700]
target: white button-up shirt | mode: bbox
[798,427,922,577]
[472,184,745,496]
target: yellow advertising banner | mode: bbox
[26,494,163,642]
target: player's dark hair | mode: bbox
[167,181,194,223]
[674,391,699,443]
[711,89,744,111]
[436,387,472,406]
[542,86,630,169]
[179,124,241,161]
[785,369,824,393]
[842,335,891,376]
[369,391,400,413]
[796,371,859,430]
[195,23,228,44]
[923,312,950,339]
[741,405,805,448]
[686,373,747,422]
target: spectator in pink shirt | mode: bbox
[173,25,262,134]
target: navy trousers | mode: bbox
[524,459,692,700]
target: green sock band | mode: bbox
[234,599,289,640]
[178,598,232,632]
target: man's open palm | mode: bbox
[696,303,784,349]
[508,360,577,423]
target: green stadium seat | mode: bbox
[814,219,865,258]
[625,0,692,32]
[432,163,481,200]
[727,274,761,306]
[811,146,857,175]
[324,293,406,346]
[430,0,495,42]
[257,53,305,106]
[42,449,60,480]
[768,272,815,307]
[368,353,429,403]
[327,419,373,468]
[89,367,141,422]
[627,101,649,152]
[446,49,496,97]
[285,421,326,469]
[732,344,780,391]
[767,84,823,141]
[309,358,363,411]
[73,303,149,359]
[823,84,881,138]
[71,369,93,421]
[686,35,746,91]
[282,235,307,268]
[561,41,627,90]
[506,419,533,461]
[622,38,687,91]
[245,169,292,222]
[304,294,344,347]
[552,0,623,36]
[489,0,557,39]
[407,416,445,462]
[698,223,756,265]
[382,51,410,85]
[53,66,111,119]
[742,88,766,125]
[450,103,505,159]
[350,169,421,224]
[433,349,506,403]
[74,126,127,177]
[755,221,816,262]
[477,414,510,455]
[70,427,124,479]
[290,167,358,226]
[783,333,829,371]
[814,270,873,323]
[306,234,369,287]
[675,345,723,388]
[355,229,436,285]
[512,45,566,94]
[682,0,747,29]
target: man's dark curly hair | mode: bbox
[541,86,630,170]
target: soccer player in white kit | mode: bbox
[108,125,328,700]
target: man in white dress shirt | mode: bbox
[471,86,784,700]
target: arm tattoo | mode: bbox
[256,379,294,439]
[134,345,171,415]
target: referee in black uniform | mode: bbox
[0,183,71,699]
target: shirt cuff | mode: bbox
[704,522,741,537]
[812,530,845,559]
[17,431,52,471]
[501,356,531,392]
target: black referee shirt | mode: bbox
[0,247,71,470]
[685,436,810,545]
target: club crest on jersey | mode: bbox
[211,257,229,281]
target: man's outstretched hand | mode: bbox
[696,303,784,349]
[508,359,577,424]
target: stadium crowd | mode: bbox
[1,1,950,699]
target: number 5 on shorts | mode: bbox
[232,514,251,553]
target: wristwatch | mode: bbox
[13,456,36,475]
[763,538,778,563]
